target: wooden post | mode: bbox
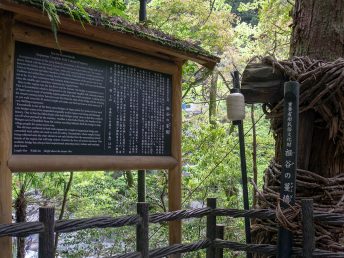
[168,63,183,257]
[302,199,315,258]
[215,224,225,258]
[232,71,252,258]
[139,0,147,22]
[0,11,14,258]
[39,207,55,258]
[206,198,216,258]
[136,202,149,258]
[138,170,146,202]
[278,81,300,258]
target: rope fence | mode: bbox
[0,198,344,257]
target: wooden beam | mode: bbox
[12,22,178,75]
[0,0,219,68]
[168,63,182,257]
[241,62,286,104]
[0,11,14,258]
[9,23,180,173]
[9,155,178,172]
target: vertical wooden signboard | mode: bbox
[0,12,14,258]
[278,81,299,258]
[0,3,219,256]
[169,63,182,249]
[0,21,183,257]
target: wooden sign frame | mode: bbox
[0,15,182,257]
[9,23,180,172]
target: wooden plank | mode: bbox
[14,13,176,63]
[136,203,149,258]
[168,63,182,257]
[206,198,216,258]
[0,11,14,258]
[241,63,286,104]
[12,22,177,75]
[38,207,55,258]
[301,199,315,258]
[8,155,178,172]
[0,0,219,68]
[215,224,225,258]
[9,22,179,173]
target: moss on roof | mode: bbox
[13,0,219,61]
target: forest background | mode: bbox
[12,0,294,257]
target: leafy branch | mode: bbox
[42,0,60,42]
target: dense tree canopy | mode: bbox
[12,0,297,257]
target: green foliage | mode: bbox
[127,0,235,54]
[42,0,60,41]
[41,0,126,43]
[62,1,91,27]
[13,0,294,256]
[179,105,274,258]
[233,0,292,62]
[74,0,127,17]
[226,0,258,24]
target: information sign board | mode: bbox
[12,42,172,156]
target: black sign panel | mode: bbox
[277,81,299,258]
[279,81,299,206]
[12,42,172,156]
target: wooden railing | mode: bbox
[1,198,344,257]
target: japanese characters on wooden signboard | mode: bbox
[280,81,299,206]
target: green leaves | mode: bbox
[42,0,60,42]
[77,0,127,18]
[127,0,235,54]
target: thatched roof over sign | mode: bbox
[0,0,220,68]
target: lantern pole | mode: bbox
[230,71,252,258]
[138,0,147,203]
[139,0,147,22]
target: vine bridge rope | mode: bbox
[264,56,344,151]
[253,160,344,252]
[251,56,344,254]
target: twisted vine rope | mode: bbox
[55,215,139,233]
[264,56,344,150]
[1,204,344,256]
[109,240,344,258]
[250,56,344,255]
[252,160,344,252]
[0,222,43,237]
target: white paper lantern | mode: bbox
[226,92,245,121]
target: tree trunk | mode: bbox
[15,186,26,258]
[286,0,344,177]
[125,171,134,188]
[290,0,344,61]
[209,69,218,125]
[253,1,344,255]
[54,172,74,255]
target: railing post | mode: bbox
[138,170,146,202]
[136,202,149,258]
[206,198,216,258]
[38,207,55,258]
[215,224,224,258]
[302,199,315,258]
